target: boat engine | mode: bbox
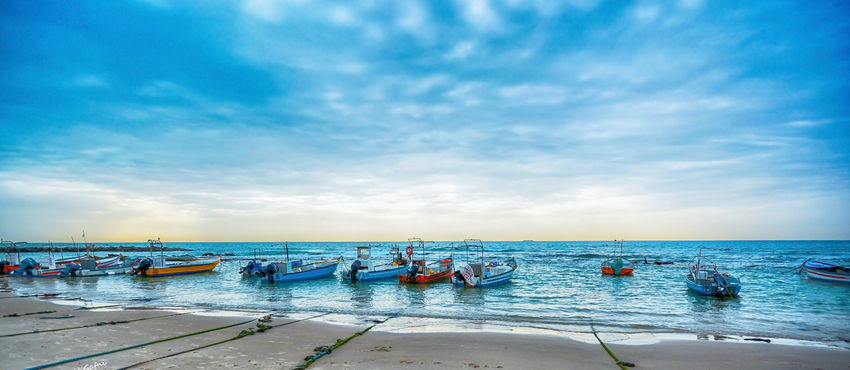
[406,263,420,282]
[240,261,255,274]
[60,262,82,277]
[0,261,9,274]
[12,258,39,276]
[712,272,728,294]
[264,263,279,283]
[349,260,361,281]
[454,269,466,285]
[131,258,153,277]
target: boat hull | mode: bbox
[685,277,742,296]
[804,267,850,283]
[398,269,452,283]
[344,265,409,282]
[601,267,633,275]
[264,259,341,283]
[452,269,515,287]
[136,257,220,277]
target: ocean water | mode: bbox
[3,241,849,347]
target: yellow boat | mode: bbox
[129,239,220,277]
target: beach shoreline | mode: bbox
[1,291,848,370]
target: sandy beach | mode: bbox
[1,291,848,370]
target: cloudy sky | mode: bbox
[1,0,848,242]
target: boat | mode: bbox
[340,244,409,282]
[1,240,26,274]
[601,240,634,275]
[128,238,220,277]
[801,259,850,283]
[450,239,518,288]
[8,241,85,277]
[253,242,342,283]
[398,238,453,284]
[685,248,742,297]
[60,255,134,277]
[239,249,267,276]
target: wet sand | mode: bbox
[1,292,848,370]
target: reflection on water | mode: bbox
[2,241,849,346]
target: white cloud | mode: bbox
[444,41,475,60]
[456,0,501,31]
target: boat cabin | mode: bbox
[356,246,372,270]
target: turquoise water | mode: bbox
[3,241,849,347]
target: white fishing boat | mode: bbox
[451,239,518,288]
[340,245,409,282]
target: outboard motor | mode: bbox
[12,258,39,276]
[406,262,420,282]
[60,262,82,277]
[131,258,153,277]
[0,261,9,275]
[240,261,256,274]
[454,269,466,285]
[349,260,361,281]
[264,263,279,283]
[713,272,728,294]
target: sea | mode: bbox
[3,240,849,348]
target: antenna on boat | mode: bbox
[285,242,289,265]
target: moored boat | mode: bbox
[239,249,267,276]
[451,239,518,288]
[8,241,85,277]
[398,238,453,284]
[128,239,220,277]
[685,248,741,297]
[801,259,850,283]
[340,244,409,282]
[253,242,342,283]
[60,255,133,277]
[601,240,634,275]
[1,240,26,274]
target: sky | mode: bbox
[1,0,848,242]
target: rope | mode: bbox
[20,318,256,370]
[3,304,122,318]
[290,311,401,370]
[116,312,330,370]
[591,326,632,369]
[786,258,810,274]
[0,311,191,338]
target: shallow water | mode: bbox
[3,241,849,347]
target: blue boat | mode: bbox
[451,239,518,288]
[340,245,409,282]
[685,248,742,297]
[239,248,270,276]
[253,242,342,283]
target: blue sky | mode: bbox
[1,0,848,242]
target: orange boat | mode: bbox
[129,239,220,277]
[398,238,453,283]
[600,239,634,276]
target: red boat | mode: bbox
[398,238,453,283]
[1,240,82,274]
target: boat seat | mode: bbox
[471,264,483,277]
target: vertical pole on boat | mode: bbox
[285,242,289,265]
[72,237,80,258]
[159,238,164,261]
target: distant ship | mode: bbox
[523,240,533,242]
